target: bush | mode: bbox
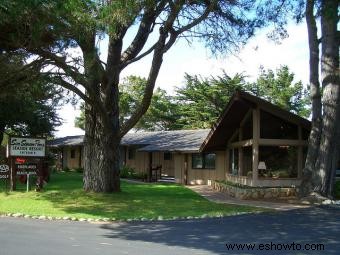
[75,167,83,173]
[335,181,340,199]
[62,167,70,172]
[120,165,146,180]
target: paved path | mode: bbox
[1,206,339,255]
[188,185,310,211]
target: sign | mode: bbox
[16,164,37,175]
[8,137,46,157]
[0,164,9,179]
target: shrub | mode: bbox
[74,167,83,173]
[120,165,146,180]
[62,167,70,172]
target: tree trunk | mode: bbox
[315,0,339,197]
[299,0,322,197]
[80,31,123,193]
[83,101,121,192]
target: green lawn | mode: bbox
[0,172,263,220]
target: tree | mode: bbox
[75,76,181,131]
[0,52,62,144]
[1,0,301,192]
[175,72,247,128]
[249,65,310,118]
[300,0,339,199]
[172,67,309,129]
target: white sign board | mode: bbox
[8,137,46,157]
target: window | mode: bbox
[192,154,203,169]
[259,146,298,178]
[229,148,239,175]
[260,110,298,139]
[128,148,136,160]
[192,153,216,169]
[164,152,172,160]
[70,149,76,159]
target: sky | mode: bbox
[54,21,309,138]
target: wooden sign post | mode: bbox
[6,136,46,191]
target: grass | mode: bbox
[0,172,264,220]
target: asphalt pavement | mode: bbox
[0,206,339,255]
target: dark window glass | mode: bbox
[229,148,239,175]
[242,113,253,140]
[302,128,310,140]
[192,153,216,169]
[260,110,298,139]
[204,153,216,169]
[164,152,172,160]
[259,146,298,178]
[128,148,136,160]
[70,149,76,159]
[192,154,203,169]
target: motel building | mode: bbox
[50,91,339,199]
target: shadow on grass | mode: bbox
[31,172,261,219]
[99,206,340,255]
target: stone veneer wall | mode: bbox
[211,180,297,200]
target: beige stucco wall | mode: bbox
[62,146,83,169]
[174,153,185,184]
[124,150,175,176]
[125,151,149,174]
[151,152,175,176]
[187,151,227,185]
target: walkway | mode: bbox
[188,185,310,211]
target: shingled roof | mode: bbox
[48,135,84,147]
[49,129,210,153]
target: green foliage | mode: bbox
[335,181,340,199]
[120,165,147,180]
[0,59,62,143]
[0,172,263,219]
[249,65,310,118]
[175,72,248,129]
[76,66,310,131]
[76,76,182,131]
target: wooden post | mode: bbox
[148,152,152,182]
[78,146,82,168]
[184,154,188,185]
[238,128,243,176]
[298,126,303,178]
[10,157,16,191]
[225,149,229,178]
[252,107,260,186]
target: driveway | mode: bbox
[0,206,339,255]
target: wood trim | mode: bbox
[259,139,308,146]
[230,139,253,148]
[298,146,303,178]
[240,110,252,127]
[227,129,239,146]
[238,147,243,176]
[252,107,260,183]
[184,154,188,185]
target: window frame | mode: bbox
[128,147,136,160]
[70,149,76,159]
[192,153,216,169]
[163,152,172,161]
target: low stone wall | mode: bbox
[211,181,297,200]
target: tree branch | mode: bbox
[120,7,158,64]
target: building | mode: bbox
[49,91,313,188]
